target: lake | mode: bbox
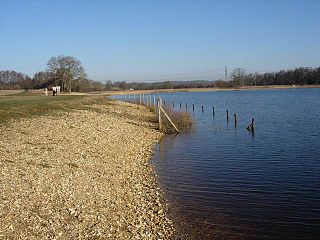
[149,89,320,240]
[114,89,320,239]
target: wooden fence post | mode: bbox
[158,97,162,131]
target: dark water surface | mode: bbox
[149,89,320,240]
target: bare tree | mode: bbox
[231,68,247,87]
[105,80,113,91]
[47,56,86,92]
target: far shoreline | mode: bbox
[98,84,320,96]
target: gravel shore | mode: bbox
[0,100,174,239]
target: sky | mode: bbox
[0,0,320,82]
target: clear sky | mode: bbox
[1,0,320,82]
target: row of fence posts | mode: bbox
[121,94,255,132]
[123,94,179,133]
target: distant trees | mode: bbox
[240,67,320,86]
[0,70,32,89]
[119,81,128,90]
[33,71,52,89]
[47,55,87,92]
[1,64,320,91]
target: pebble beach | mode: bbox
[0,99,174,239]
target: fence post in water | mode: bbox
[180,102,182,108]
[212,106,215,116]
[247,118,255,131]
[226,110,229,122]
[186,102,188,111]
[192,104,194,112]
[234,113,237,127]
[202,105,204,113]
[172,102,174,107]
[158,97,162,131]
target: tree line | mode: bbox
[229,67,320,87]
[0,56,105,92]
[1,56,319,91]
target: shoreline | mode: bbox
[0,99,174,239]
[101,84,320,96]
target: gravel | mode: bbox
[0,100,174,239]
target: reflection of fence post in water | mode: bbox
[226,110,229,122]
[247,118,255,131]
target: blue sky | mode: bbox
[1,0,320,82]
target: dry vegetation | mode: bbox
[0,95,174,239]
[160,105,194,134]
[127,99,194,134]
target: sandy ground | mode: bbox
[0,100,174,239]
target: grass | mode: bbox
[0,94,110,125]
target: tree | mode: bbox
[105,80,113,91]
[33,71,52,88]
[119,81,128,90]
[47,55,86,92]
[231,68,247,87]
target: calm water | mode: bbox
[149,89,320,240]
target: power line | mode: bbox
[87,68,227,79]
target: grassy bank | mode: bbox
[0,95,107,125]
